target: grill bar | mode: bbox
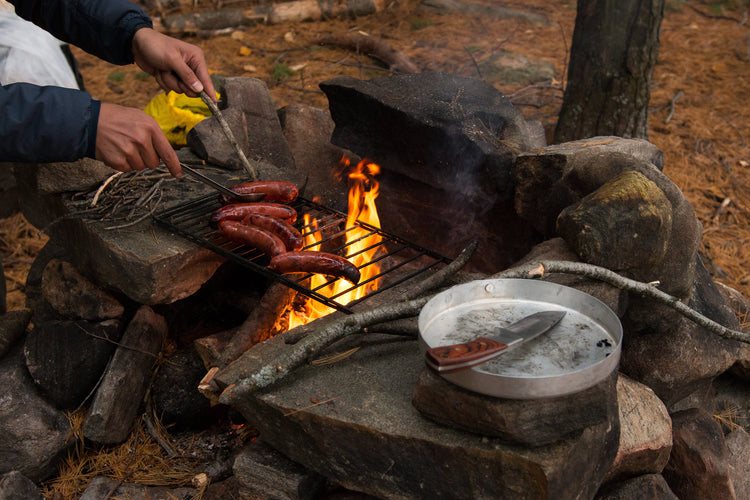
[153,194,453,314]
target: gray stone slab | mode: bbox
[221,335,619,499]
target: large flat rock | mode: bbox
[222,334,619,499]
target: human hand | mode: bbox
[131,28,216,100]
[95,102,182,177]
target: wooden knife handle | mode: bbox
[425,337,509,372]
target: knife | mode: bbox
[424,310,566,374]
[180,163,266,203]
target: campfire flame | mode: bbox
[287,157,382,329]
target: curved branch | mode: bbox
[491,260,750,344]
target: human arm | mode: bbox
[8,0,215,98]
[0,82,98,162]
[0,83,182,177]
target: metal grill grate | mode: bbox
[153,194,453,313]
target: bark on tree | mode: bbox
[554,0,665,143]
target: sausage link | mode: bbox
[268,251,361,284]
[220,180,299,204]
[244,214,304,252]
[210,202,297,227]
[217,220,287,257]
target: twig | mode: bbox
[143,411,178,457]
[283,239,478,344]
[220,294,434,402]
[490,260,750,343]
[103,190,164,230]
[664,89,684,123]
[91,172,123,207]
[464,45,483,79]
[686,3,749,25]
[199,90,258,181]
[223,257,750,399]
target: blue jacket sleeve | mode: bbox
[8,0,153,65]
[0,83,100,162]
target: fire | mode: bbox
[287,157,382,329]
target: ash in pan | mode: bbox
[428,302,615,377]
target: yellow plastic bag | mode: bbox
[144,91,218,146]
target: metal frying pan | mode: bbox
[418,278,623,399]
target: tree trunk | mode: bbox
[554,0,665,143]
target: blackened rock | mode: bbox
[24,319,122,410]
[150,349,213,429]
[84,306,166,444]
[233,439,326,500]
[663,408,736,499]
[0,309,31,359]
[0,471,44,500]
[41,259,124,321]
[320,72,546,273]
[0,345,71,482]
[596,474,678,500]
[277,103,353,213]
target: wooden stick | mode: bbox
[220,294,433,403]
[282,239,478,344]
[199,90,259,181]
[221,257,750,400]
[490,260,750,343]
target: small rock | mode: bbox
[84,306,167,444]
[0,471,44,500]
[0,345,71,482]
[663,408,735,499]
[0,309,31,358]
[725,427,750,500]
[233,439,326,500]
[603,375,672,483]
[24,319,122,409]
[596,474,678,500]
[80,476,196,500]
[41,259,124,320]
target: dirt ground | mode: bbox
[3,0,750,312]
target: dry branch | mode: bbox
[282,239,478,344]
[219,240,478,399]
[318,33,419,74]
[199,90,259,181]
[221,257,750,400]
[220,294,433,402]
[490,260,750,344]
[195,282,296,368]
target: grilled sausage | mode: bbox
[220,180,299,204]
[210,202,297,227]
[268,251,361,284]
[217,220,287,257]
[244,213,304,252]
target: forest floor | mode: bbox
[2,1,750,497]
[3,0,750,310]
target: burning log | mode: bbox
[217,254,750,402]
[216,239,478,400]
[195,282,296,369]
